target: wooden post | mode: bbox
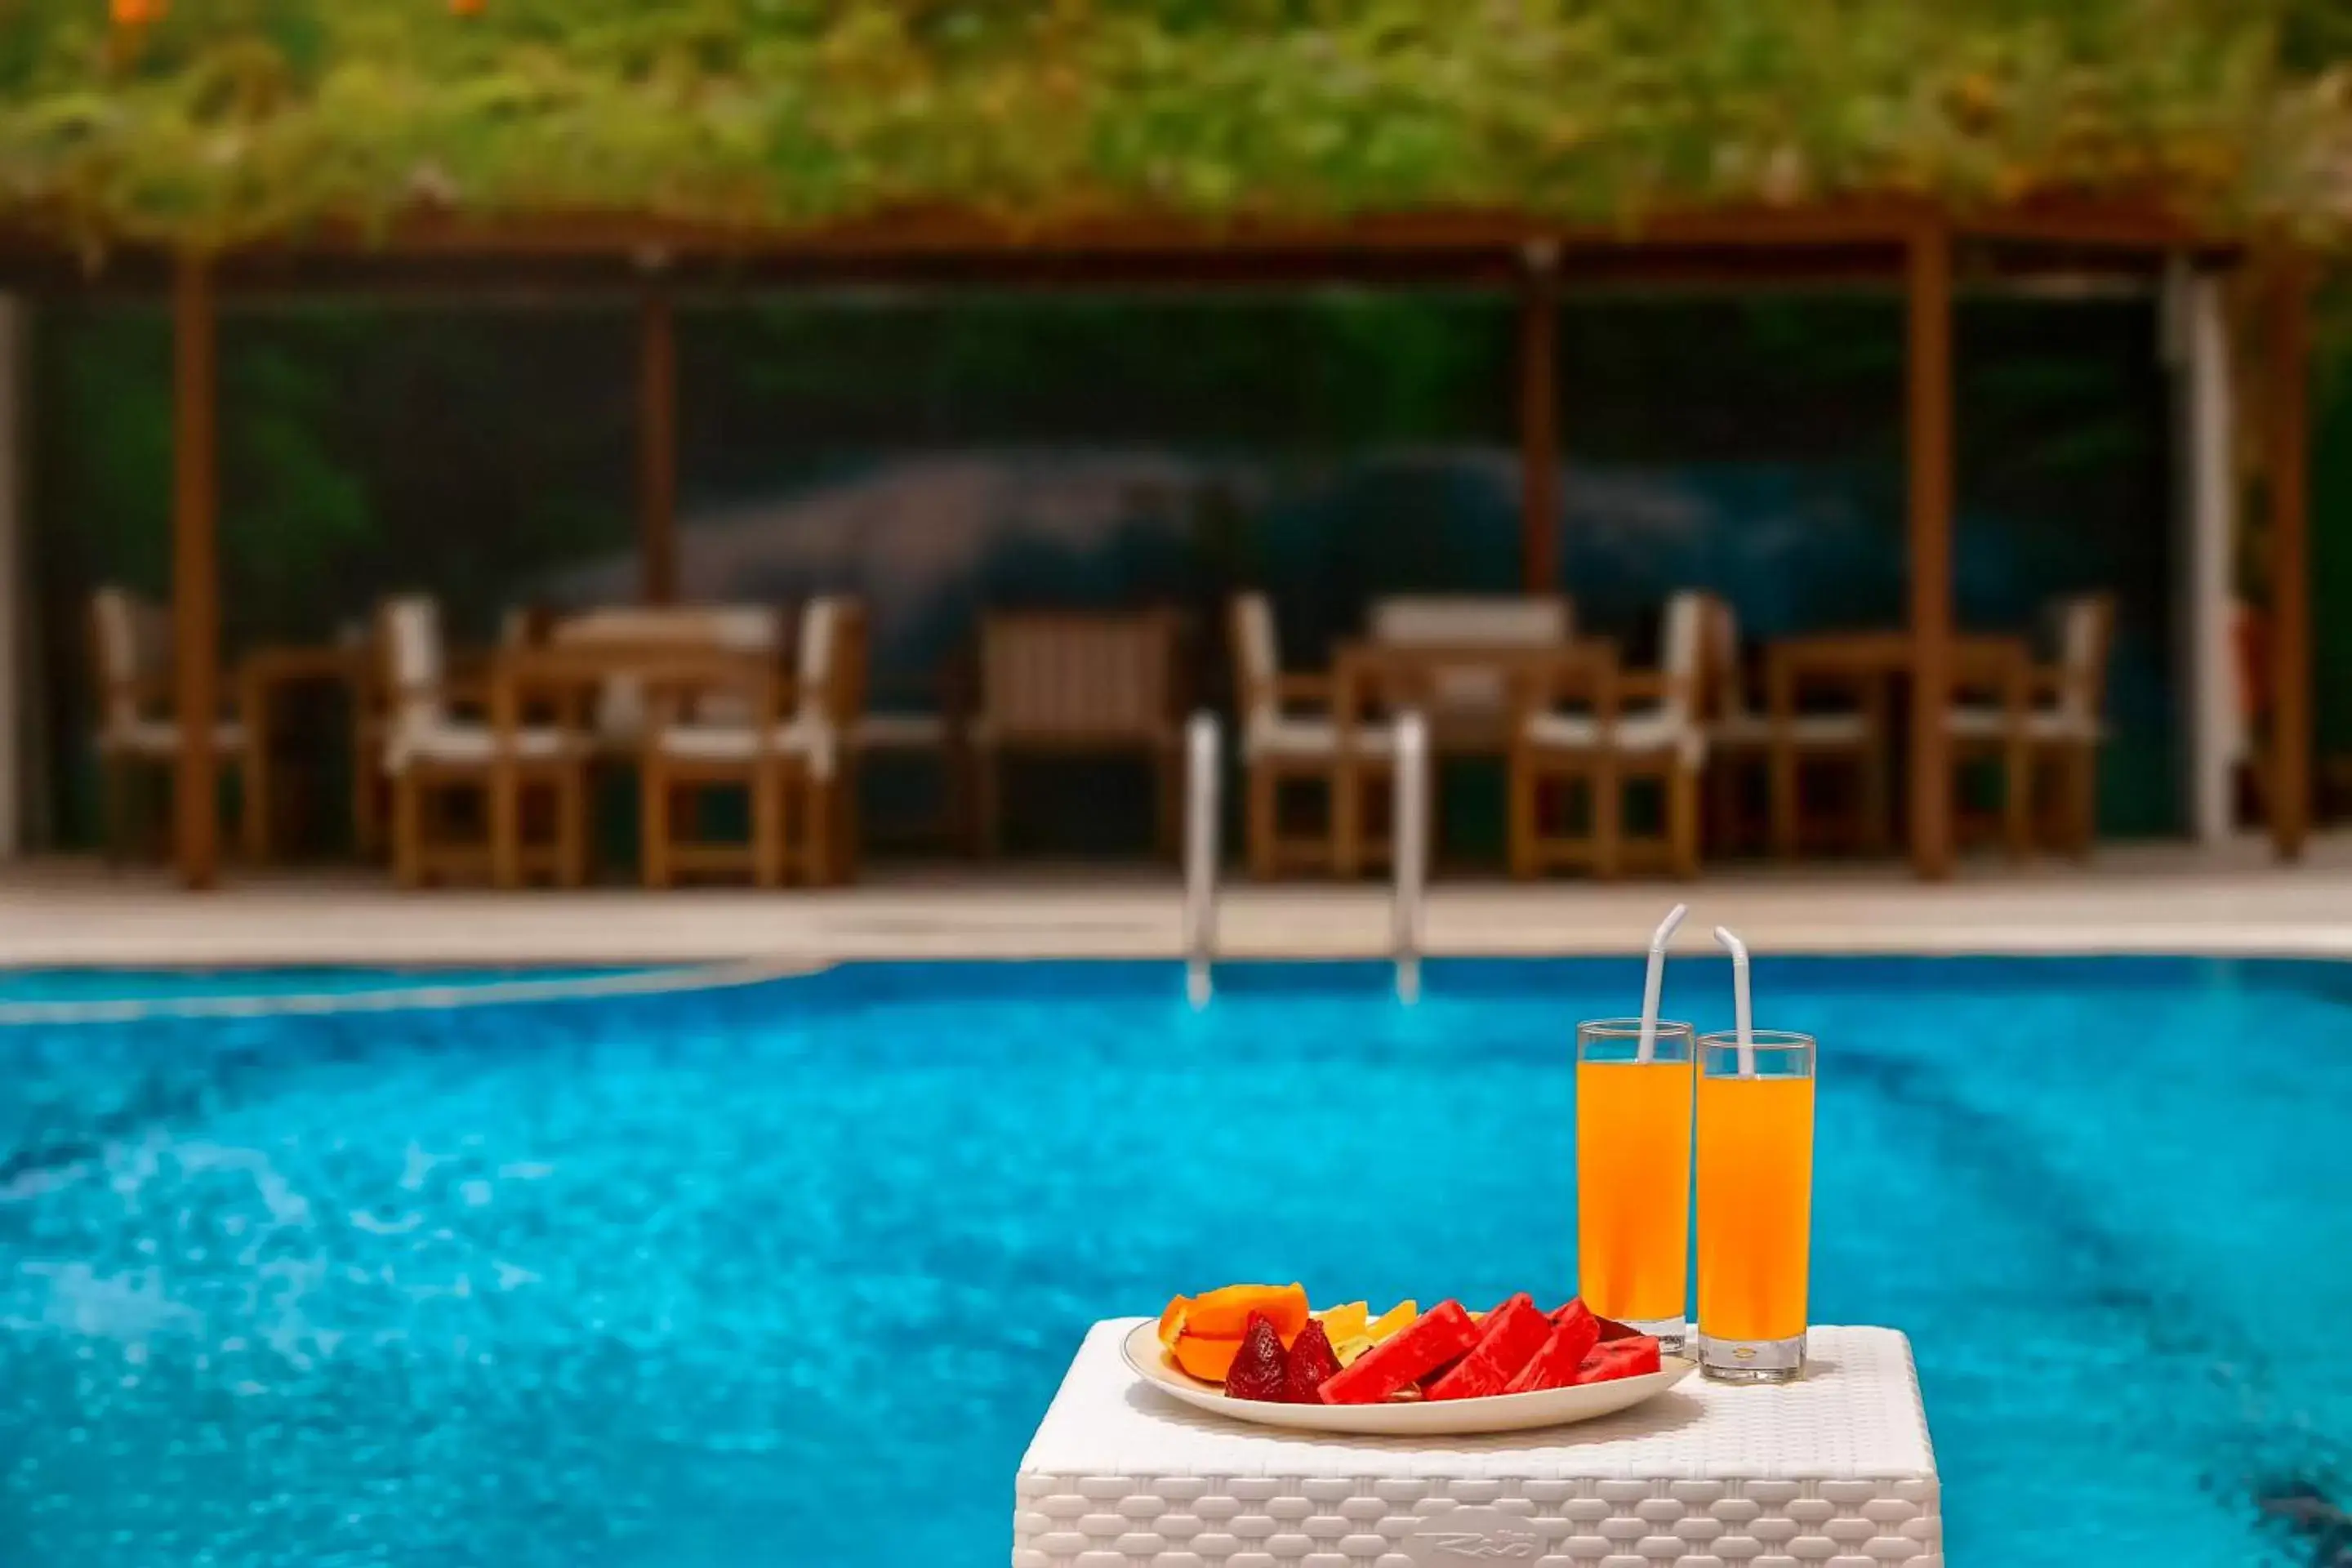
[1905,224,1955,880]
[639,287,679,604]
[2266,254,2312,859]
[172,254,220,889]
[1518,247,1561,593]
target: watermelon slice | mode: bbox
[1504,1300,1601,1394]
[1316,1300,1479,1405]
[1426,1294,1554,1401]
[1570,1334,1662,1385]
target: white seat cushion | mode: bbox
[1945,705,2101,744]
[652,717,837,777]
[388,721,586,771]
[1243,715,1397,761]
[1522,709,1705,768]
[100,719,246,757]
[1712,711,1873,749]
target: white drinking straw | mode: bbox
[1636,902,1688,1062]
[1713,924,1756,1076]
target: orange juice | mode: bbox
[1576,1058,1693,1325]
[1695,1072,1815,1343]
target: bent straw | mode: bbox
[1713,925,1756,1076]
[1636,902,1689,1062]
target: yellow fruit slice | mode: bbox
[1365,1301,1419,1343]
[1333,1334,1375,1366]
[1313,1301,1370,1343]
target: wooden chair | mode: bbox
[1231,591,1393,877]
[639,596,868,887]
[1699,594,1886,856]
[851,653,974,854]
[87,586,247,863]
[379,595,592,889]
[1946,593,2114,859]
[970,609,1183,857]
[1509,591,1707,879]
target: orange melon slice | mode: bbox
[1183,1282,1309,1341]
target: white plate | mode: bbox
[1120,1320,1698,1437]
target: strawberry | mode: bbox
[1222,1312,1290,1402]
[1282,1318,1343,1403]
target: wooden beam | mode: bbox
[1518,253,1561,592]
[172,254,220,889]
[1905,223,1956,880]
[2266,253,2312,859]
[639,287,679,604]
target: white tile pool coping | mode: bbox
[2,833,2350,969]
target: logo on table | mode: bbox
[1404,1507,1541,1562]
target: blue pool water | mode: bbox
[0,956,2346,1566]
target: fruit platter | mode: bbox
[1125,1284,1696,1436]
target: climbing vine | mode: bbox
[0,0,2343,253]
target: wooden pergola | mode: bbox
[0,195,2314,887]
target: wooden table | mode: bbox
[1330,639,1616,875]
[238,643,373,863]
[1765,629,2029,862]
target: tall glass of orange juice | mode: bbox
[1576,1018,1695,1350]
[1695,1028,1816,1383]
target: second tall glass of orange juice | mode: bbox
[1695,1028,1816,1383]
[1576,1018,1695,1350]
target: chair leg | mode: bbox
[393,771,424,890]
[1154,744,1181,861]
[1594,757,1623,880]
[555,767,587,888]
[1246,763,1276,880]
[1768,739,1799,860]
[100,755,127,867]
[242,749,270,865]
[752,763,784,889]
[1333,761,1361,880]
[641,758,672,889]
[1669,764,1700,879]
[2002,737,2032,862]
[2065,745,2097,859]
[839,755,862,881]
[490,763,522,889]
[805,771,833,885]
[1508,753,1538,880]
[974,746,1001,858]
[1859,742,1891,856]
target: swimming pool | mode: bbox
[0,956,2345,1566]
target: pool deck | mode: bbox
[3,833,2350,967]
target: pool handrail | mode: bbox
[1184,710,1219,1006]
[1393,709,1428,1002]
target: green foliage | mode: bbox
[0,0,2345,251]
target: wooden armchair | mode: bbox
[380,596,593,889]
[1700,593,1886,857]
[639,596,868,887]
[1946,593,2114,858]
[1510,592,1707,879]
[1231,590,1392,877]
[970,609,1183,857]
[87,586,247,863]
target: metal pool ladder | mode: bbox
[1183,711,1219,1007]
[1392,710,1429,1003]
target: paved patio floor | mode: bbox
[2,833,2349,966]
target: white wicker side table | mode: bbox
[1015,1321,1940,1568]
